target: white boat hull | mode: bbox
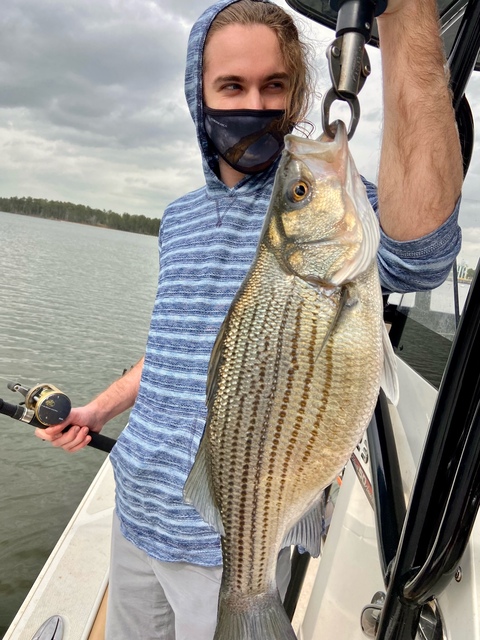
[4,459,114,640]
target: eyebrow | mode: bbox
[212,72,290,87]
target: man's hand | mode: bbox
[35,405,105,453]
[34,356,144,453]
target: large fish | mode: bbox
[184,121,397,640]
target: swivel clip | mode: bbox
[322,32,371,140]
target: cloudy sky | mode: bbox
[0,0,478,268]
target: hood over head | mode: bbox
[185,0,277,188]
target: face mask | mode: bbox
[204,107,291,174]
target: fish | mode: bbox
[184,121,398,640]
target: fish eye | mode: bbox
[288,180,310,203]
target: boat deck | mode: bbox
[4,459,114,640]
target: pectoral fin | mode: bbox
[315,286,348,363]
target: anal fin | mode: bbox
[183,436,225,536]
[281,497,328,558]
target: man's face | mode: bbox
[203,23,290,112]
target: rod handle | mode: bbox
[0,398,116,453]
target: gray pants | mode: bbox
[105,513,291,640]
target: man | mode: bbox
[37,1,462,638]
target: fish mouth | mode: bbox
[284,121,349,172]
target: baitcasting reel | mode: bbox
[0,381,115,453]
[7,382,72,426]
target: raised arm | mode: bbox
[376,0,463,241]
[35,357,145,453]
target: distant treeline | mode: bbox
[0,196,160,236]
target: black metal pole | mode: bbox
[449,0,480,109]
[367,390,407,579]
[375,263,480,639]
[449,0,480,176]
[403,401,480,603]
[283,547,312,620]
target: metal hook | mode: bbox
[322,87,361,140]
[322,28,371,140]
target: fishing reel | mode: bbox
[7,382,72,426]
[0,381,115,453]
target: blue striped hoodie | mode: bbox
[109,0,462,566]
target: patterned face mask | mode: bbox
[204,107,290,174]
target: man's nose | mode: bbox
[244,90,264,110]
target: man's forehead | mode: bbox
[203,23,285,69]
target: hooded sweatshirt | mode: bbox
[109,0,462,567]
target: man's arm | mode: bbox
[35,357,145,452]
[376,0,463,241]
[88,357,145,425]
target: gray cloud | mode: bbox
[0,0,217,215]
[0,0,479,277]
[0,0,190,145]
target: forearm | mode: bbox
[377,0,463,240]
[363,176,461,293]
[89,357,144,424]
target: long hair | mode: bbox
[205,0,314,128]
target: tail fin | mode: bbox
[214,590,297,640]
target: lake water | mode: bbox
[0,211,159,637]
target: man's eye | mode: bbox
[266,81,287,92]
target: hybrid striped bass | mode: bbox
[184,121,397,640]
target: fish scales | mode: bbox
[184,122,396,640]
[211,249,382,591]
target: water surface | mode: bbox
[0,211,158,636]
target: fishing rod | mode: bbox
[0,381,116,453]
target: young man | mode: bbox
[37,1,463,638]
